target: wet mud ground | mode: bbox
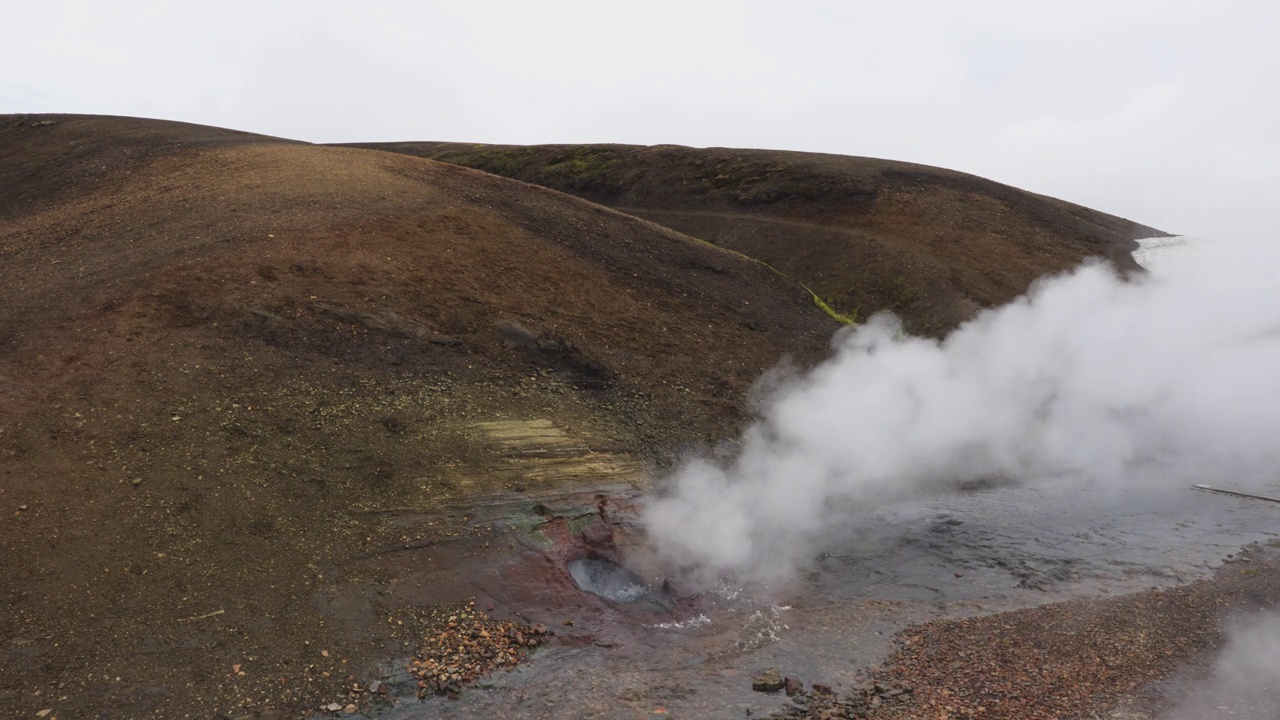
[325,476,1280,720]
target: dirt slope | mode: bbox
[0,115,836,718]
[342,141,1168,335]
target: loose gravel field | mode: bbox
[766,543,1280,720]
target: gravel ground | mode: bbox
[769,543,1280,720]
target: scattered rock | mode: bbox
[811,683,832,695]
[752,667,784,692]
[324,703,342,712]
[342,704,357,715]
[496,319,538,348]
[784,676,802,696]
[18,504,28,512]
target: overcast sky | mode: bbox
[4,1,1277,239]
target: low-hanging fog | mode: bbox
[642,237,1280,583]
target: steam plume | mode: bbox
[642,237,1280,582]
[1164,611,1280,719]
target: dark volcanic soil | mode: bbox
[339,141,1167,336]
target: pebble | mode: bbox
[752,667,784,692]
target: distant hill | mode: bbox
[341,141,1167,335]
[0,114,836,717]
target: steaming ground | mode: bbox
[1132,235,1191,270]
[643,235,1280,584]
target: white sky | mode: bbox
[4,1,1278,239]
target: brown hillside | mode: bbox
[341,141,1168,335]
[0,115,836,718]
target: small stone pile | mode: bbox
[408,600,551,696]
[767,679,914,720]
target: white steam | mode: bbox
[1164,611,1280,720]
[642,237,1280,582]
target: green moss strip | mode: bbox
[810,293,857,325]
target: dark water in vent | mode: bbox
[567,556,675,613]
